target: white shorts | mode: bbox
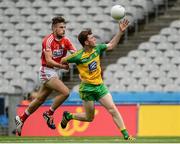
[39,66,59,84]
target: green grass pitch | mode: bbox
[0,136,180,143]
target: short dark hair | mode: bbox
[51,16,66,27]
[78,28,92,47]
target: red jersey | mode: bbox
[41,33,76,66]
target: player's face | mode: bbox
[54,23,66,38]
[86,34,96,47]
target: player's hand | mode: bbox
[119,19,129,32]
[60,63,69,70]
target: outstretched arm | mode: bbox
[106,19,129,51]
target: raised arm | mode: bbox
[106,19,129,51]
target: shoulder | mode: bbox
[42,34,54,45]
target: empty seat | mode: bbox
[0,78,9,86]
[153,56,169,66]
[15,0,32,8]
[109,84,126,92]
[171,57,180,66]
[98,0,112,8]
[103,71,114,79]
[76,15,93,23]
[4,71,20,81]
[65,0,81,8]
[128,50,146,59]
[4,30,20,38]
[48,0,64,8]
[117,57,135,66]
[22,71,38,83]
[0,44,13,53]
[93,14,110,23]
[10,58,26,67]
[142,63,159,73]
[20,29,36,38]
[32,22,47,31]
[105,64,123,74]
[167,71,179,79]
[146,50,163,59]
[156,77,173,86]
[120,77,137,86]
[0,85,15,94]
[156,42,174,52]
[9,37,25,45]
[81,0,97,8]
[124,64,141,73]
[149,70,166,79]
[10,78,27,92]
[32,0,47,8]
[0,23,14,31]
[54,7,69,16]
[0,16,9,23]
[114,71,130,80]
[136,57,152,66]
[9,15,26,24]
[127,84,144,92]
[87,7,104,16]
[138,77,156,86]
[83,22,99,29]
[131,70,148,79]
[15,22,31,31]
[3,51,19,60]
[15,44,32,53]
[70,7,86,16]
[16,65,33,73]
[160,27,178,36]
[4,8,20,16]
[160,63,177,72]
[0,65,15,73]
[167,35,180,44]
[164,50,180,59]
[27,57,40,67]
[37,7,53,16]
[138,42,156,52]
[145,84,163,92]
[149,35,167,44]
[21,51,37,60]
[164,84,180,92]
[0,1,15,8]
[170,20,180,29]
[26,15,42,23]
[20,7,36,16]
[26,36,41,45]
[174,42,180,51]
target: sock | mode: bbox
[121,129,129,139]
[20,110,30,123]
[66,112,73,120]
[47,107,54,115]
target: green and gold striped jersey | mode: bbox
[64,44,107,85]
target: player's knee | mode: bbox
[61,88,70,97]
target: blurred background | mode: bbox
[0,0,180,137]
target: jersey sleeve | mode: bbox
[96,44,107,55]
[65,38,77,53]
[42,37,52,52]
[63,51,80,63]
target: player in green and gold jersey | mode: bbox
[60,19,135,141]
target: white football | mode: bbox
[111,5,125,20]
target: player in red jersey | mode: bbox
[15,16,77,136]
